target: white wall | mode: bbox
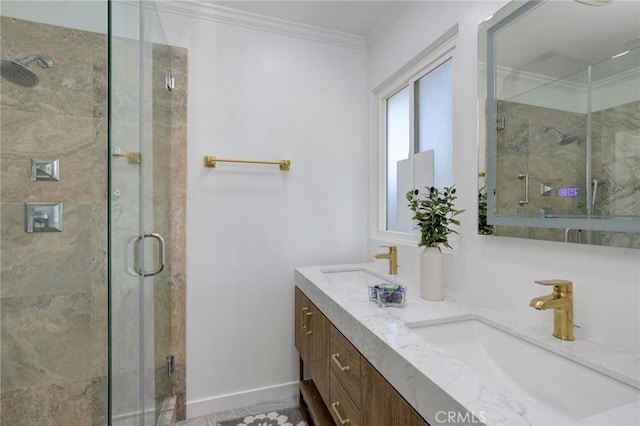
[157,8,369,418]
[368,1,639,352]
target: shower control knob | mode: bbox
[33,211,49,224]
[25,202,63,233]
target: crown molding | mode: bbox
[487,62,640,92]
[154,0,367,50]
[591,66,640,90]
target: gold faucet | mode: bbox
[374,245,398,275]
[529,279,574,341]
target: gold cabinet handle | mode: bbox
[331,353,350,372]
[301,307,309,330]
[305,312,312,335]
[331,402,350,425]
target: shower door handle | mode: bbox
[125,233,166,277]
[143,233,165,277]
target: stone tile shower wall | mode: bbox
[1,16,109,425]
[592,101,640,248]
[0,16,188,424]
[495,100,639,248]
[496,101,588,219]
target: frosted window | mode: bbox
[416,58,453,187]
[386,86,410,232]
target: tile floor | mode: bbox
[177,397,300,426]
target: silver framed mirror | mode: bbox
[478,0,640,248]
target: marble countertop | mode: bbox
[294,263,640,426]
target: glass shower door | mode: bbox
[109,1,172,424]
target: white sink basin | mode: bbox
[407,318,640,421]
[322,269,391,287]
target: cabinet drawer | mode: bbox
[330,325,361,407]
[330,371,361,426]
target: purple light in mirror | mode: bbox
[558,187,579,197]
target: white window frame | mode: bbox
[371,28,458,245]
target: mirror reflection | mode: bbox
[479,0,640,248]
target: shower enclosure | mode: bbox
[1,1,187,424]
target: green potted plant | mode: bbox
[406,185,464,300]
[478,186,496,236]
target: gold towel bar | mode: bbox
[203,156,290,171]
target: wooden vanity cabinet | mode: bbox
[295,286,429,425]
[295,287,331,407]
[362,358,427,426]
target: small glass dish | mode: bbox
[368,285,380,302]
[368,283,406,308]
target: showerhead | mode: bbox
[542,126,582,146]
[1,54,53,87]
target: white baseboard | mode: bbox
[186,381,299,419]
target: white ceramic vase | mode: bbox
[420,246,444,301]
